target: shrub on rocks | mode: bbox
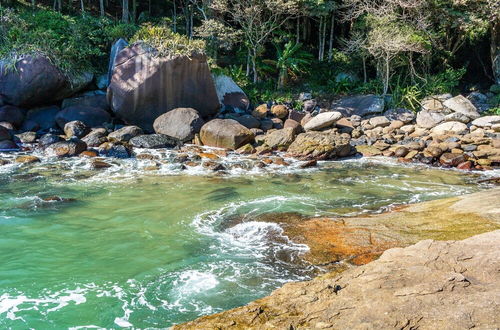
[200,119,254,150]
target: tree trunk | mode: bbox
[246,50,251,77]
[173,1,177,33]
[362,55,367,83]
[80,0,84,12]
[318,17,323,61]
[252,48,258,83]
[383,55,390,95]
[328,13,334,61]
[492,20,500,84]
[122,0,129,23]
[99,0,104,16]
[296,18,300,44]
[132,0,137,22]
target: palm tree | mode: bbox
[271,41,313,89]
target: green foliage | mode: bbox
[270,41,313,88]
[0,7,137,75]
[131,23,206,57]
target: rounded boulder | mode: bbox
[153,108,205,142]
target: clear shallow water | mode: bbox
[0,152,494,328]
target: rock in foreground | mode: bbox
[175,229,500,329]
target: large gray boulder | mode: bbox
[416,110,447,128]
[107,38,128,85]
[213,74,250,111]
[331,95,384,117]
[471,115,500,128]
[0,105,25,127]
[443,95,480,119]
[287,131,352,160]
[55,105,111,129]
[24,105,60,131]
[0,56,92,107]
[200,119,254,150]
[303,111,342,131]
[107,42,220,131]
[153,107,205,142]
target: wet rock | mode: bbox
[153,108,205,142]
[236,144,255,154]
[55,105,111,129]
[0,125,11,141]
[0,159,11,165]
[471,115,500,128]
[252,104,268,119]
[15,155,40,164]
[303,111,342,131]
[0,140,18,150]
[287,131,352,160]
[99,143,131,158]
[213,75,250,111]
[90,159,113,169]
[38,133,63,148]
[176,229,500,330]
[202,161,226,171]
[457,161,473,170]
[270,105,288,119]
[23,105,60,130]
[79,150,98,157]
[108,42,219,130]
[299,159,317,168]
[45,139,87,157]
[384,108,415,124]
[443,95,480,119]
[0,105,25,127]
[424,146,444,158]
[14,131,37,144]
[42,196,76,203]
[64,120,90,138]
[108,125,143,142]
[264,128,296,150]
[200,119,254,150]
[81,128,108,147]
[234,114,260,129]
[431,121,468,135]
[394,146,409,157]
[356,145,383,156]
[129,134,181,149]
[332,95,384,117]
[439,152,466,167]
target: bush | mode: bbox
[0,7,137,76]
[130,23,205,57]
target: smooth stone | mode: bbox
[304,112,342,131]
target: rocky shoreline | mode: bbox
[1,43,499,173]
[174,189,500,329]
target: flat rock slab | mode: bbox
[175,189,500,329]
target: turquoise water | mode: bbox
[0,153,490,328]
